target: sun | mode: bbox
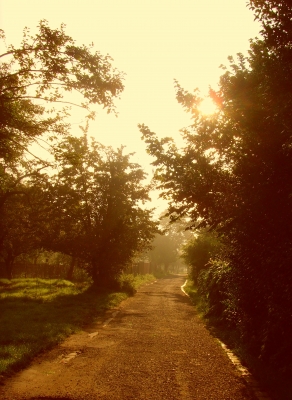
[197,97,217,115]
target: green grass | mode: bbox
[132,273,156,287]
[183,279,209,318]
[0,275,155,376]
[118,273,156,294]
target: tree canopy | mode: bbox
[0,20,124,228]
[0,22,157,287]
[141,0,292,375]
[42,135,158,287]
[0,20,124,161]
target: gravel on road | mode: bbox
[1,276,257,400]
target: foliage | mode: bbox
[249,0,292,49]
[0,20,124,161]
[197,259,235,323]
[0,21,124,278]
[181,230,222,284]
[183,280,208,318]
[0,191,33,278]
[0,22,156,286]
[0,19,124,197]
[185,278,292,400]
[141,0,292,377]
[40,135,158,287]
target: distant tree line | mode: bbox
[145,216,192,273]
[0,21,158,288]
[141,0,292,378]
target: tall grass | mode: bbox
[0,274,155,376]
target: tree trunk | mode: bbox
[91,257,99,286]
[91,259,118,291]
[66,256,75,281]
[4,253,14,279]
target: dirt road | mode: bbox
[1,276,256,400]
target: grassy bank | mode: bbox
[184,279,292,400]
[0,274,155,376]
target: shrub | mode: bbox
[198,259,238,326]
[118,274,137,295]
[182,230,223,285]
[118,273,156,295]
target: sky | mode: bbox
[0,0,261,214]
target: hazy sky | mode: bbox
[0,0,261,213]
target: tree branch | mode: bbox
[1,81,69,94]
[4,95,87,108]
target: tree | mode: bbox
[140,1,292,373]
[42,135,158,288]
[0,20,124,209]
[0,188,33,278]
[0,21,125,274]
[0,20,124,163]
[249,0,292,49]
[0,170,52,278]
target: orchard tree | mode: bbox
[0,177,47,278]
[0,20,124,223]
[0,189,34,278]
[43,135,158,288]
[0,21,124,273]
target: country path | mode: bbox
[1,276,256,400]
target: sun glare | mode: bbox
[198,97,217,115]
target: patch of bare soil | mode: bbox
[0,276,257,400]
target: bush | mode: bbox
[118,274,137,295]
[118,273,156,295]
[182,231,223,284]
[198,259,238,326]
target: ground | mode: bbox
[0,276,259,400]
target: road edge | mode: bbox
[180,279,271,400]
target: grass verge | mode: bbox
[0,274,155,377]
[183,279,208,318]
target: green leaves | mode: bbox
[41,135,158,285]
[140,1,292,374]
[0,21,125,275]
[0,20,124,165]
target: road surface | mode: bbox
[1,276,256,400]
